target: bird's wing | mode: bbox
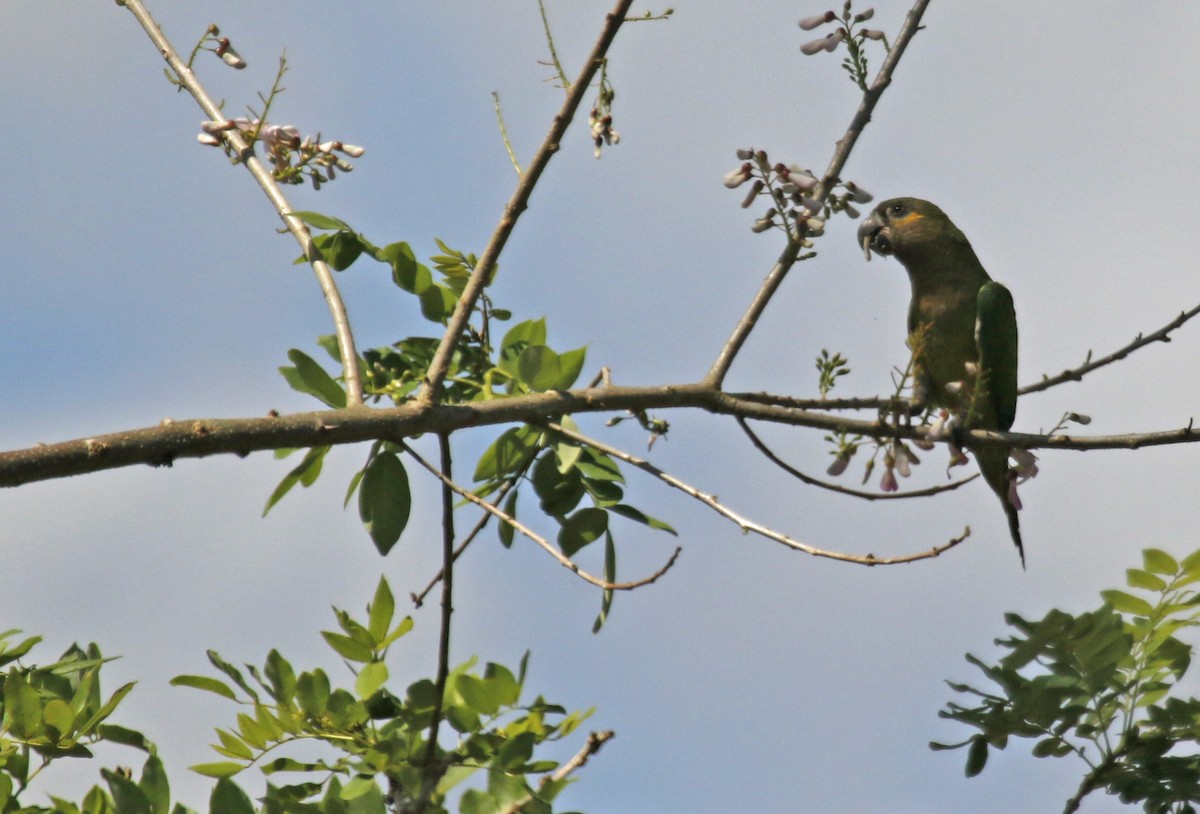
[975,281,1019,431]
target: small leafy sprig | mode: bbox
[799,2,890,92]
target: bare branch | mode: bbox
[417,434,456,811]
[420,0,636,403]
[736,417,979,500]
[545,421,969,565]
[118,0,364,405]
[1020,302,1200,396]
[402,443,681,591]
[705,0,932,388]
[2,385,1199,488]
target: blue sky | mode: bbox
[3,2,1200,812]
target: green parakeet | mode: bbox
[856,197,1023,564]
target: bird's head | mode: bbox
[857,197,959,263]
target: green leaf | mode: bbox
[103,768,151,814]
[263,446,329,517]
[139,753,171,814]
[555,346,587,389]
[474,425,541,482]
[208,778,254,814]
[419,283,455,323]
[367,577,395,644]
[296,670,331,718]
[355,662,388,700]
[170,675,238,701]
[558,508,608,557]
[964,736,989,777]
[380,615,414,649]
[1101,589,1155,617]
[215,728,254,761]
[608,504,678,535]
[1143,548,1179,575]
[78,682,135,736]
[312,230,364,271]
[280,349,347,408]
[499,491,518,548]
[98,724,150,751]
[42,699,75,742]
[287,211,352,231]
[206,651,259,701]
[4,671,42,738]
[1126,568,1167,592]
[358,451,411,556]
[516,346,562,391]
[264,649,297,707]
[192,762,244,779]
[593,532,616,634]
[321,632,374,664]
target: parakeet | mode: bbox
[856,197,1023,565]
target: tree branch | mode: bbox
[1020,302,1200,396]
[415,434,456,812]
[402,443,681,591]
[118,0,364,405]
[2,386,1198,488]
[420,0,636,404]
[544,421,969,565]
[704,0,931,388]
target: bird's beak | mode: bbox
[857,211,891,261]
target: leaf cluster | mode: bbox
[171,578,593,814]
[934,548,1200,814]
[0,631,175,814]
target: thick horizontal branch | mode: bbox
[0,385,1196,487]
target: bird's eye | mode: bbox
[890,202,905,215]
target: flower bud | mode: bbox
[736,148,755,160]
[197,133,222,147]
[741,179,765,208]
[751,216,775,233]
[826,455,850,477]
[843,181,873,203]
[860,29,886,40]
[800,37,829,55]
[853,8,874,23]
[798,10,835,30]
[723,163,753,188]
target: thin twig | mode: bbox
[736,417,979,500]
[118,0,364,405]
[498,730,615,814]
[537,0,572,90]
[419,0,636,404]
[415,434,457,812]
[402,443,681,590]
[492,92,523,175]
[705,0,932,388]
[545,422,970,565]
[1021,302,1200,396]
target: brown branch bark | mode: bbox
[1,386,1197,488]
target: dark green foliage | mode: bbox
[168,578,593,814]
[935,547,1200,813]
